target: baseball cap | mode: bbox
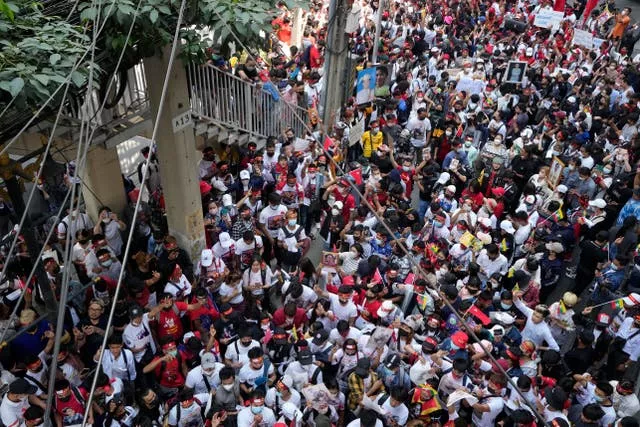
[239,170,250,180]
[200,249,213,267]
[499,220,515,234]
[451,331,468,348]
[298,349,313,365]
[218,232,233,249]
[556,184,568,193]
[623,293,640,306]
[588,199,606,209]
[201,353,216,370]
[355,358,371,377]
[312,329,329,345]
[222,193,233,207]
[384,353,401,369]
[128,305,142,320]
[436,172,451,185]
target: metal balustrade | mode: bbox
[187,63,308,141]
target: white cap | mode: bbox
[589,198,606,209]
[222,194,233,207]
[526,47,533,56]
[280,374,294,389]
[218,232,233,249]
[446,185,457,193]
[281,402,302,422]
[623,293,640,306]
[377,300,396,318]
[568,96,576,103]
[239,170,250,180]
[520,128,533,139]
[491,311,515,325]
[525,195,536,204]
[436,172,451,185]
[479,217,493,228]
[334,200,344,210]
[500,220,515,234]
[545,241,564,253]
[476,231,492,244]
[201,249,213,267]
[556,184,568,193]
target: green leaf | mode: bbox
[70,71,86,87]
[80,7,97,21]
[157,5,170,14]
[118,4,134,15]
[32,74,49,85]
[0,77,24,97]
[0,0,15,22]
[149,9,158,23]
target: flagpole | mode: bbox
[587,296,625,310]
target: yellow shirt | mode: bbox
[361,130,384,158]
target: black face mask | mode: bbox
[398,329,409,338]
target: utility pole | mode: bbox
[321,0,349,128]
[371,2,383,63]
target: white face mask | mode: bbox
[102,217,111,224]
[222,384,234,391]
[331,208,340,216]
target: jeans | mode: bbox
[419,199,430,220]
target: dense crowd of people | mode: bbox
[4,0,640,426]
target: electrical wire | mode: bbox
[282,100,549,425]
[189,11,550,423]
[0,0,120,147]
[80,0,189,422]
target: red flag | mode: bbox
[324,136,334,152]
[263,328,273,344]
[468,305,491,326]
[582,0,598,24]
[404,273,415,285]
[553,0,565,12]
[372,268,383,284]
[348,168,363,185]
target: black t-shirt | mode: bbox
[419,176,438,201]
[236,64,258,81]
[577,240,608,272]
[372,155,394,174]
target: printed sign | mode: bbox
[573,29,594,49]
[533,10,564,29]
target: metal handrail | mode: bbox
[187,63,308,140]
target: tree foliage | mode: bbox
[0,0,98,109]
[0,0,306,114]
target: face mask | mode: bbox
[102,218,111,224]
[168,350,178,357]
[251,406,263,415]
[568,165,575,171]
[501,302,512,310]
[308,172,317,178]
[375,238,383,246]
[610,264,618,270]
[372,127,379,133]
[594,395,604,403]
[100,260,113,268]
[465,141,472,147]
[222,384,234,391]
[450,343,459,351]
[603,168,612,174]
[433,220,443,228]
[339,298,349,305]
[241,340,252,347]
[402,166,411,172]
[288,219,297,226]
[209,208,218,215]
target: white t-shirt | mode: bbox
[328,293,358,322]
[329,327,362,346]
[277,225,307,253]
[259,204,289,238]
[235,236,264,268]
[377,393,409,425]
[242,268,273,296]
[238,363,275,387]
[185,364,225,395]
[265,386,301,410]
[219,280,244,305]
[164,274,192,299]
[101,220,124,256]
[167,399,206,427]
[224,339,261,365]
[237,406,276,427]
[0,395,28,427]
[347,420,383,427]
[471,395,504,427]
[123,314,156,362]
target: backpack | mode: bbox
[169,397,202,427]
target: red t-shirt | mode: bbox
[272,307,308,329]
[153,355,185,388]
[397,167,415,198]
[55,387,88,425]
[332,188,356,223]
[188,295,219,326]
[156,302,187,340]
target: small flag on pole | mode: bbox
[468,304,491,326]
[291,324,299,342]
[559,299,567,314]
[416,294,428,311]
[348,168,363,185]
[263,328,273,344]
[500,238,508,252]
[372,268,383,285]
[513,283,520,293]
[611,299,624,309]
